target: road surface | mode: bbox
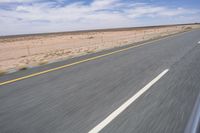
[0,30,200,133]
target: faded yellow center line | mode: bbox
[0,31,190,86]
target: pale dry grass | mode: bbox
[0,69,6,76]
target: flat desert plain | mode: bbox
[0,24,200,74]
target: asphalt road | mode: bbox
[0,30,200,133]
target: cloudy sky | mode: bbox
[0,0,199,36]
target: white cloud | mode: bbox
[126,4,199,18]
[91,0,119,9]
[0,0,36,3]
[0,0,199,35]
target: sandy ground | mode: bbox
[0,24,200,73]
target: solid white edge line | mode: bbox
[198,41,200,44]
[88,69,169,133]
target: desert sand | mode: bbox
[0,24,200,73]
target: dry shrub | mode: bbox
[184,27,192,30]
[38,59,48,65]
[0,69,6,76]
[18,65,28,70]
[87,36,94,39]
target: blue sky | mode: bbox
[0,0,199,36]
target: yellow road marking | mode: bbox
[0,31,191,86]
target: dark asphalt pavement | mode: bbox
[0,30,200,133]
